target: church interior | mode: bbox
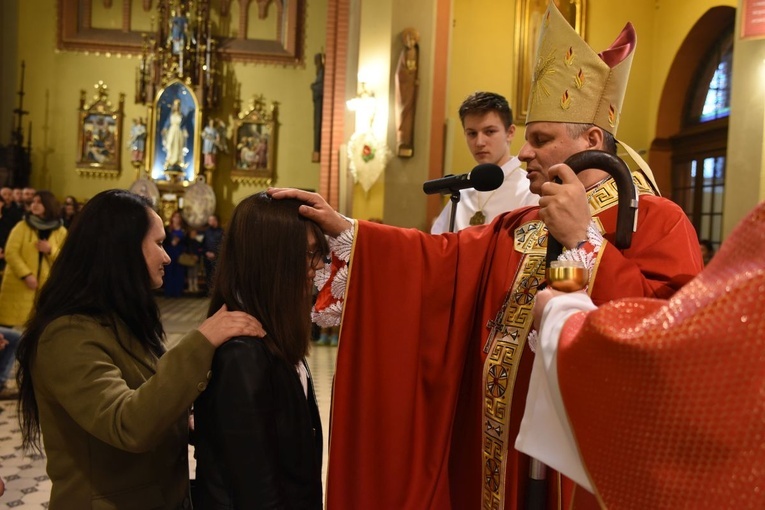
[0,0,763,506]
[1,0,761,236]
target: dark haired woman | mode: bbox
[193,192,328,509]
[15,189,264,509]
[0,190,66,328]
[60,195,80,229]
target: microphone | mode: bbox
[422,163,504,195]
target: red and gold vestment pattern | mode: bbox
[324,176,702,510]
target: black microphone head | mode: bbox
[469,164,504,192]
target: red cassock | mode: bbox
[557,201,765,509]
[325,180,703,509]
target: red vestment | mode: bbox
[325,178,703,509]
[556,201,765,508]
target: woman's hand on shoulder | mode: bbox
[198,304,266,347]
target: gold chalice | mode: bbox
[545,260,588,292]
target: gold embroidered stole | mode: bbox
[479,174,655,509]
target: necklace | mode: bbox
[469,189,497,225]
[468,164,519,225]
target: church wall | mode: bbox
[445,0,736,199]
[0,0,19,146]
[447,0,518,183]
[348,0,393,222]
[380,0,441,229]
[8,0,760,232]
[726,0,765,234]
[15,0,328,222]
[646,0,736,143]
[444,1,659,182]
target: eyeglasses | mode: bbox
[307,249,329,269]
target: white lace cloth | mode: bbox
[311,223,355,328]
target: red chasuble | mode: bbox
[557,201,765,508]
[325,178,702,510]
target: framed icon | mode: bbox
[232,95,279,185]
[76,81,124,176]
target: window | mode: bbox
[671,24,733,250]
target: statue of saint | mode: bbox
[310,52,325,162]
[162,99,188,171]
[202,119,220,169]
[127,118,147,166]
[395,28,419,158]
[169,12,189,55]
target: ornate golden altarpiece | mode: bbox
[64,0,296,226]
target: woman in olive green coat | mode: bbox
[15,190,264,509]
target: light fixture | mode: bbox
[346,82,378,129]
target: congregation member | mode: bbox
[698,238,715,266]
[15,189,263,509]
[0,191,66,329]
[201,214,223,294]
[163,210,188,297]
[21,187,35,212]
[270,3,702,508]
[11,188,24,211]
[522,199,765,508]
[0,327,21,400]
[60,195,80,229]
[0,187,22,225]
[185,227,204,294]
[194,192,327,509]
[0,193,17,274]
[431,91,538,233]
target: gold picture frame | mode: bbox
[76,81,124,176]
[514,0,585,122]
[231,95,279,185]
[57,0,306,65]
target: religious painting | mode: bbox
[232,95,279,184]
[76,81,124,175]
[514,0,585,122]
[149,80,201,182]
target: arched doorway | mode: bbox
[649,6,735,249]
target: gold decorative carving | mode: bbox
[58,0,306,65]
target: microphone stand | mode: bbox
[448,190,461,233]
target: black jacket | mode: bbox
[193,338,323,509]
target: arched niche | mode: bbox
[649,6,736,193]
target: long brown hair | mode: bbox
[208,192,328,364]
[17,190,164,452]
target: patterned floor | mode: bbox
[0,296,338,507]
